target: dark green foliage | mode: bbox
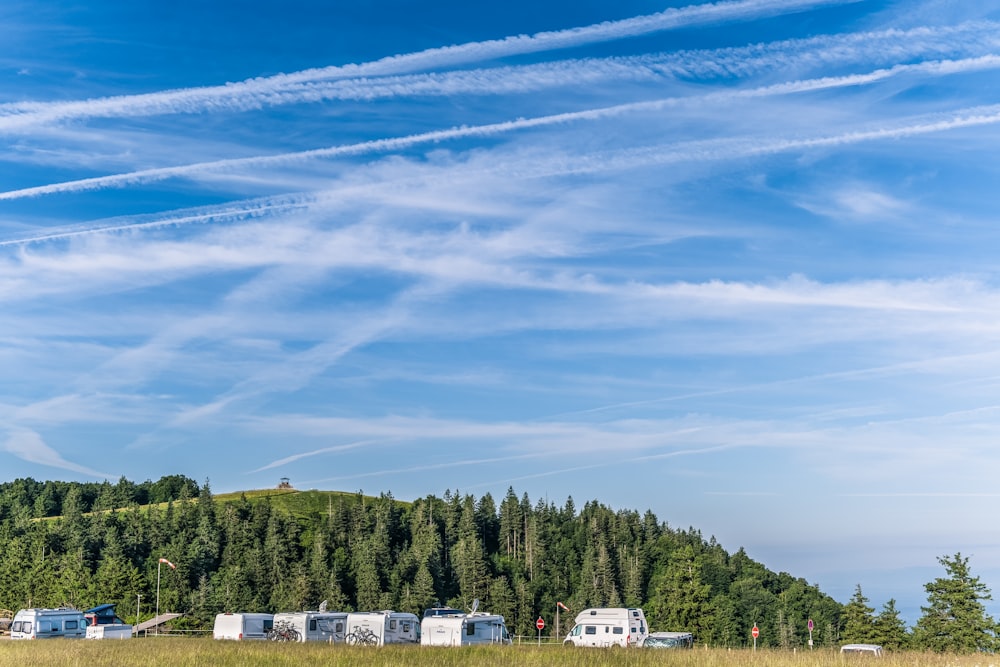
[0,474,849,645]
[912,553,999,653]
[842,584,877,644]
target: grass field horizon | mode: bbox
[0,639,993,667]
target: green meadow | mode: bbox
[0,641,993,667]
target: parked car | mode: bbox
[641,631,694,648]
[840,643,883,657]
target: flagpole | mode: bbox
[155,559,161,636]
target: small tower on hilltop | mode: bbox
[277,477,293,489]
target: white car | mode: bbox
[840,643,883,656]
[640,631,694,648]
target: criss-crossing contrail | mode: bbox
[2,55,997,201]
[0,0,856,133]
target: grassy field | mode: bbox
[33,488,396,525]
[0,639,994,667]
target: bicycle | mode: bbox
[267,620,301,642]
[345,627,379,646]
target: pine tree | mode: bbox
[913,553,999,653]
[873,598,910,650]
[650,544,714,638]
[842,584,876,644]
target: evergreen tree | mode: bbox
[842,584,876,644]
[913,553,999,653]
[873,598,909,650]
[649,544,714,638]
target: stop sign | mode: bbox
[752,625,760,638]
[536,617,545,630]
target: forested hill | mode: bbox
[0,475,844,646]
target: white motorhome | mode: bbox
[345,611,420,645]
[563,607,648,648]
[212,612,274,640]
[272,610,348,643]
[420,611,512,646]
[10,608,88,640]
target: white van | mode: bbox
[345,611,420,645]
[841,643,883,657]
[563,607,648,647]
[10,608,88,639]
[212,612,274,640]
[420,611,512,646]
[272,611,347,643]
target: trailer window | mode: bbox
[264,620,274,631]
[466,622,476,636]
[66,620,78,630]
[402,622,411,632]
[585,626,597,635]
[614,627,623,634]
[11,621,21,632]
[23,622,32,634]
[390,620,397,630]
[310,620,317,631]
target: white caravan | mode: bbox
[85,624,133,639]
[212,612,274,640]
[420,611,512,646]
[10,608,88,640]
[272,611,348,643]
[563,607,648,648]
[345,611,420,645]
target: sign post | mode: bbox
[807,618,814,649]
[751,624,759,651]
[536,617,545,645]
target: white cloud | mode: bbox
[2,428,111,478]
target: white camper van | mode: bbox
[344,611,420,645]
[272,611,348,643]
[563,607,648,648]
[10,608,88,640]
[420,610,512,646]
[212,612,274,640]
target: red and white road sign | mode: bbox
[752,625,760,638]
[536,617,545,630]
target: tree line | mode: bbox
[0,475,995,652]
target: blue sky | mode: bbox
[3,0,1000,624]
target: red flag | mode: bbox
[557,601,569,611]
[159,558,176,569]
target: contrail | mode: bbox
[3,55,997,201]
[0,0,855,132]
[0,194,315,247]
[3,103,998,249]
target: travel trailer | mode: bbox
[83,603,133,640]
[10,608,88,640]
[563,607,648,648]
[271,610,348,643]
[212,612,274,640]
[420,610,512,646]
[345,611,420,645]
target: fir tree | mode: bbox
[913,553,999,653]
[842,584,876,644]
